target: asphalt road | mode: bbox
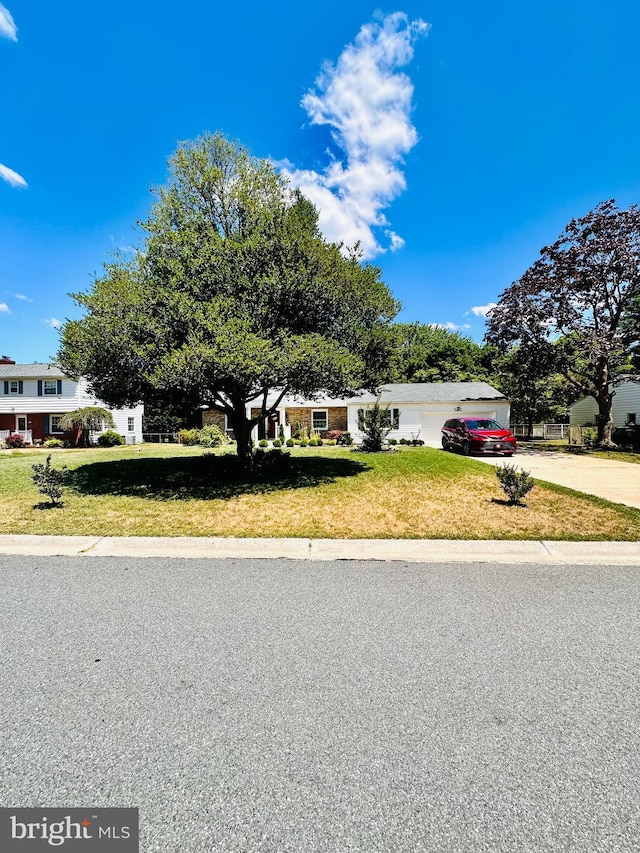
[1,556,639,852]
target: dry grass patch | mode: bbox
[0,444,638,540]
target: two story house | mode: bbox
[0,357,144,445]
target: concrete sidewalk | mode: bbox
[0,534,639,564]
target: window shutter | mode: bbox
[18,381,23,394]
[44,415,50,434]
[3,381,7,395]
[57,379,62,394]
[37,380,43,396]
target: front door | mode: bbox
[267,411,280,440]
[16,416,27,432]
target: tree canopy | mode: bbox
[390,322,494,383]
[486,200,640,446]
[58,407,115,447]
[58,133,399,466]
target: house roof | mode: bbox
[253,382,507,409]
[351,382,507,404]
[0,363,67,378]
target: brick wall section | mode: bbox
[203,409,226,431]
[285,406,347,437]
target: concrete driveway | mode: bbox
[470,447,640,509]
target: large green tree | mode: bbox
[486,200,640,447]
[58,133,399,467]
[391,322,493,383]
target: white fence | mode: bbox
[511,423,569,440]
[0,429,33,444]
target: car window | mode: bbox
[465,419,504,430]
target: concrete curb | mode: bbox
[0,535,639,564]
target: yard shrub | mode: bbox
[399,437,409,445]
[357,401,394,452]
[253,447,291,474]
[496,464,535,506]
[299,439,308,447]
[179,428,200,446]
[286,438,295,447]
[340,432,353,446]
[272,439,281,448]
[388,438,397,445]
[6,433,25,449]
[581,427,597,449]
[327,429,344,443]
[258,439,269,447]
[326,439,336,445]
[31,453,69,507]
[198,424,226,447]
[97,430,125,447]
[44,438,64,448]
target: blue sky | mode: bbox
[2,1,640,363]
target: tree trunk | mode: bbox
[594,361,616,448]
[229,404,254,471]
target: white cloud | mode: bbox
[0,4,17,41]
[0,302,9,312]
[0,163,27,188]
[282,12,429,258]
[45,317,62,329]
[430,321,472,332]
[14,292,32,302]
[468,303,497,318]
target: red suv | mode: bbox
[442,417,516,456]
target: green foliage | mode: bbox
[391,322,494,383]
[258,439,269,447]
[57,132,399,470]
[97,430,125,447]
[6,433,25,449]
[44,438,64,448]
[357,400,395,452]
[272,439,282,448]
[496,464,535,506]
[581,427,598,449]
[278,424,286,443]
[198,424,226,448]
[286,438,295,447]
[299,439,309,447]
[340,432,353,446]
[179,428,200,446]
[31,454,69,507]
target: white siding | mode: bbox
[570,382,640,427]
[348,401,511,446]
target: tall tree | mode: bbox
[57,133,399,468]
[391,323,493,383]
[486,200,640,446]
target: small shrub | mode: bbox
[179,428,200,446]
[399,437,409,445]
[411,439,425,447]
[294,439,302,446]
[299,439,308,447]
[326,439,336,446]
[97,430,125,447]
[198,424,226,448]
[286,438,295,447]
[496,464,535,506]
[258,439,269,447]
[327,429,344,443]
[278,424,286,443]
[6,433,25,449]
[253,447,291,474]
[31,454,69,507]
[581,427,597,449]
[272,439,282,448]
[341,432,353,446]
[316,437,323,446]
[44,438,64,448]
[388,438,397,445]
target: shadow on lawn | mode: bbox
[69,453,370,501]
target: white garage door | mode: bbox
[420,410,498,445]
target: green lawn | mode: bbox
[1,443,639,540]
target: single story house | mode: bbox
[569,379,640,428]
[0,357,144,444]
[203,382,510,446]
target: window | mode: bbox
[10,381,19,394]
[382,408,400,429]
[127,417,135,432]
[627,413,637,425]
[312,410,328,431]
[44,379,58,395]
[224,414,234,434]
[50,416,63,433]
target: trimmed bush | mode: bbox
[299,439,308,447]
[258,439,269,448]
[6,433,25,449]
[97,430,125,447]
[44,438,64,448]
[388,438,397,445]
[326,439,336,446]
[31,454,69,507]
[198,424,226,448]
[178,428,200,446]
[286,438,295,447]
[272,439,282,448]
[496,464,535,506]
[341,432,353,446]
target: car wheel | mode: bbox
[442,437,449,451]
[462,440,470,456]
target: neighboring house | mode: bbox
[0,357,144,444]
[569,379,640,428]
[203,382,510,446]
